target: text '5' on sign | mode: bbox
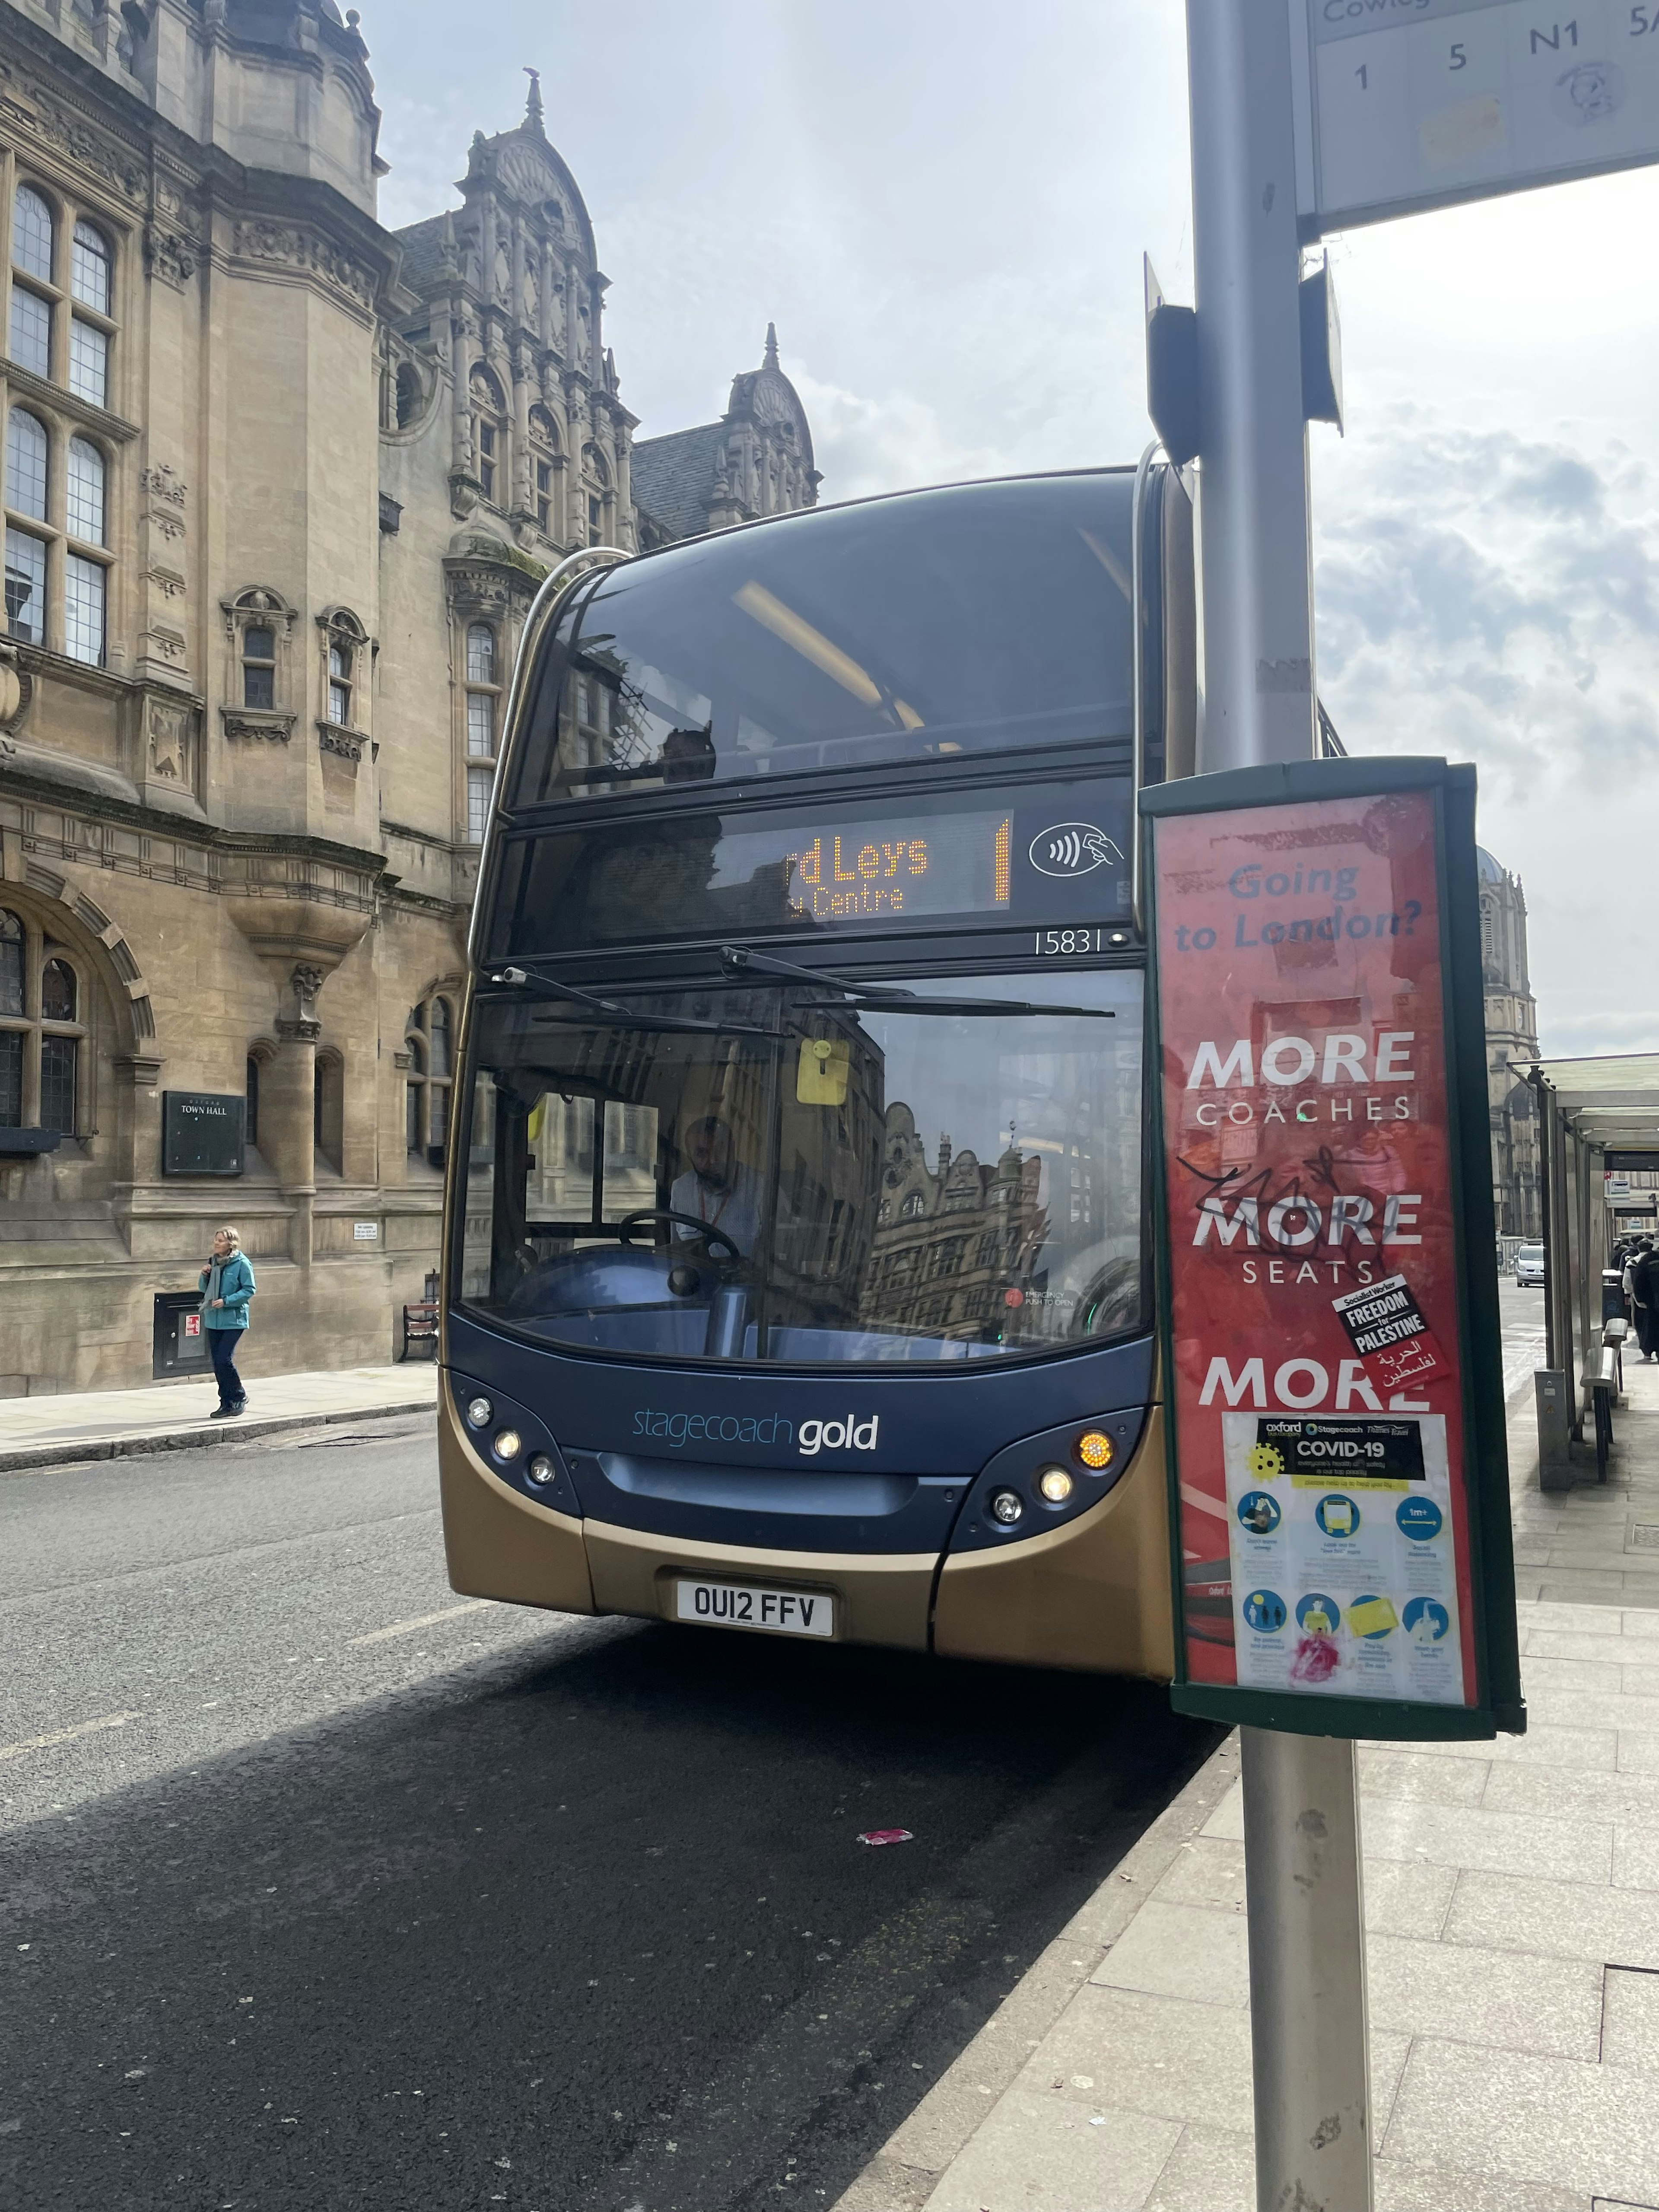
[1290,0,1659,234]
[1141,755,1525,1743]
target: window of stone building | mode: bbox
[406,995,455,1161]
[581,444,610,547]
[470,364,508,507]
[395,361,422,429]
[0,908,85,1134]
[13,185,53,286]
[467,763,493,843]
[464,620,498,777]
[70,221,110,317]
[64,553,104,665]
[3,183,120,667]
[319,609,369,731]
[4,526,44,644]
[67,436,104,545]
[529,405,559,534]
[6,407,46,520]
[245,1055,260,1149]
[242,623,276,709]
[10,184,54,380]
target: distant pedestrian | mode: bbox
[1634,1241,1659,1362]
[198,1225,255,1416]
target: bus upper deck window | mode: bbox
[508,471,1135,810]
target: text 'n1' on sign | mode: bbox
[1141,755,1525,1742]
[1291,0,1659,237]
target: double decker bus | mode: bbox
[438,461,1198,1675]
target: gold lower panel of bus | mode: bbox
[437,1379,1173,1678]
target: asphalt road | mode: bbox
[0,1421,1218,2212]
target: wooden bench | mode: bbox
[399,1300,439,1361]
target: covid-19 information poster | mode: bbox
[1142,760,1525,1741]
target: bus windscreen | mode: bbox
[506,472,1135,808]
[456,969,1144,1368]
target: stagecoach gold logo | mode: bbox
[629,1407,880,1456]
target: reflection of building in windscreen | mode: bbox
[524,1096,658,1225]
[861,1104,1051,1344]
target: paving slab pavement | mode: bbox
[839,1352,1659,2212]
[0,1359,437,1472]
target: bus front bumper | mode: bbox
[438,1384,1174,1679]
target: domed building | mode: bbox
[1477,848,1542,1241]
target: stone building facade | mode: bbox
[1478,846,1542,1243]
[0,0,817,1394]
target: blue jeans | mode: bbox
[208,1326,245,1406]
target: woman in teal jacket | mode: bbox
[199,1225,255,1417]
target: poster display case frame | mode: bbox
[1141,755,1525,1742]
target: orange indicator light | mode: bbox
[1076,1430,1114,1470]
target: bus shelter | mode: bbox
[1526,1053,1659,1449]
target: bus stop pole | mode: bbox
[1185,7,1376,2208]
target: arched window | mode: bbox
[6,409,47,521]
[319,607,368,731]
[581,444,610,546]
[395,361,422,429]
[405,994,455,1160]
[470,364,507,505]
[528,404,559,534]
[464,620,499,774]
[245,1055,260,1149]
[13,185,53,283]
[225,587,295,721]
[67,436,105,546]
[70,221,110,316]
[0,909,86,1135]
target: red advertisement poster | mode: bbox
[1153,788,1478,1710]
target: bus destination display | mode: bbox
[768,809,1011,924]
[1147,779,1518,1734]
[495,779,1133,955]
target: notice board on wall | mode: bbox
[1141,757,1524,1741]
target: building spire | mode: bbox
[763,321,779,369]
[524,66,545,137]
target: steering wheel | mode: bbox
[615,1207,744,1265]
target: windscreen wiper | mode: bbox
[718,944,1115,1020]
[488,966,784,1040]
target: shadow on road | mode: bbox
[2,1615,1219,2212]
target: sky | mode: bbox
[366,0,1659,1058]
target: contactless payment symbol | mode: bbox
[1349,1594,1398,1640]
[1316,1494,1360,1538]
[1295,1593,1341,1636]
[1029,823,1122,877]
[1403,1596,1451,1643]
[1396,1495,1443,1542]
[1236,1490,1281,1535]
[1243,1589,1287,1633]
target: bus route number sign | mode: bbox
[1142,761,1524,1742]
[1293,0,1659,233]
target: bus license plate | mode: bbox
[674,1579,835,1639]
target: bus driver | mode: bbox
[671,1116,763,1253]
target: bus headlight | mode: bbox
[527,1454,556,1487]
[1037,1466,1074,1503]
[493,1429,522,1462]
[466,1396,493,1429]
[1076,1430,1114,1471]
[988,1489,1023,1526]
